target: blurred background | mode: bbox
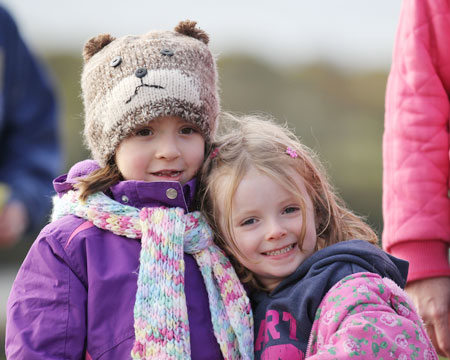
[0,0,402,357]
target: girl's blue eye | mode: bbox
[136,128,152,136]
[284,206,300,214]
[241,218,256,226]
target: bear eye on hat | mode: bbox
[110,56,122,67]
[160,48,174,57]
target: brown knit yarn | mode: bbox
[81,20,219,167]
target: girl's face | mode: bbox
[115,116,205,184]
[219,167,317,291]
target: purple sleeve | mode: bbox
[5,226,87,359]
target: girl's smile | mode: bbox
[115,116,205,184]
[262,243,297,257]
[150,169,183,181]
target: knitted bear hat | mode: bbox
[81,20,219,167]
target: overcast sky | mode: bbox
[1,0,402,69]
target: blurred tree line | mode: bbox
[47,52,387,237]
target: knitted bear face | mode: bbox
[81,21,219,167]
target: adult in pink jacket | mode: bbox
[383,0,450,357]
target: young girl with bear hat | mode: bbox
[200,113,437,359]
[6,22,253,360]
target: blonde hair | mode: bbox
[200,113,378,291]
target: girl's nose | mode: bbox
[155,136,181,160]
[265,220,287,241]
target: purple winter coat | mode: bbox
[6,160,223,359]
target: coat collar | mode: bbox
[53,160,198,212]
[110,178,197,211]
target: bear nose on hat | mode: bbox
[135,67,147,78]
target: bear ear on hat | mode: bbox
[83,34,116,62]
[175,20,209,45]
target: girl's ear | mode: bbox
[174,20,209,45]
[83,34,116,62]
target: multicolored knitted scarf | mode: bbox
[52,190,254,360]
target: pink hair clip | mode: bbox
[286,146,298,158]
[210,147,220,159]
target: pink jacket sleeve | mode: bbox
[306,273,438,359]
[382,0,450,282]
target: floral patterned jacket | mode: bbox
[306,272,438,359]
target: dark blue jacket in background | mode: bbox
[0,6,60,230]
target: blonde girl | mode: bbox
[201,113,437,359]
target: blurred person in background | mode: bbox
[383,0,450,357]
[0,5,60,248]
